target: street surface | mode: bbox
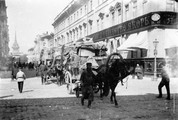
[0,76,178,120]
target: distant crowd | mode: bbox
[13,62,37,70]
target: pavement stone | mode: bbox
[0,76,177,120]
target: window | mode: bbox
[80,8,83,16]
[166,0,175,11]
[97,20,99,31]
[90,0,93,11]
[125,4,129,11]
[118,8,121,23]
[118,8,121,15]
[80,27,82,37]
[85,5,87,14]
[74,13,76,21]
[112,12,115,25]
[101,19,104,30]
[71,16,73,23]
[125,4,129,21]
[133,0,137,18]
[68,18,70,25]
[84,26,87,36]
[77,11,78,19]
[76,30,78,39]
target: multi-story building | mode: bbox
[0,0,9,66]
[53,0,178,76]
[32,32,54,64]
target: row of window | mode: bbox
[55,0,109,33]
[54,0,177,45]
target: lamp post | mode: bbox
[153,39,159,81]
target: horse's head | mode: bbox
[109,59,134,79]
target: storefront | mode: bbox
[87,11,178,76]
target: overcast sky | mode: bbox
[6,0,71,54]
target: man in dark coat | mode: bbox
[55,63,63,85]
[80,62,95,108]
[39,61,47,84]
[157,64,171,100]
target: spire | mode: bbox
[12,31,20,52]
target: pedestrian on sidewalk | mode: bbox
[135,64,143,79]
[64,68,72,94]
[157,63,171,100]
[39,61,48,85]
[16,67,26,93]
[80,62,96,108]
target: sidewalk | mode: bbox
[0,76,177,100]
[0,77,76,99]
[0,76,177,120]
[115,76,178,96]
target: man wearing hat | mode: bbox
[80,62,96,108]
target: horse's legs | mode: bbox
[113,91,118,106]
[110,89,114,103]
[110,90,118,106]
[110,84,118,106]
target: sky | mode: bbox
[6,0,71,54]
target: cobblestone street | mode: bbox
[0,77,178,120]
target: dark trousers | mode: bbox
[18,81,24,93]
[41,73,46,84]
[158,79,170,99]
[81,86,94,107]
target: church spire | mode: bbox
[12,31,20,53]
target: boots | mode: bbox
[87,100,92,108]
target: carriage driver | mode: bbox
[80,62,96,108]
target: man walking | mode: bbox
[39,61,47,85]
[80,62,95,108]
[55,63,63,85]
[157,63,171,100]
[64,68,72,94]
[16,67,26,93]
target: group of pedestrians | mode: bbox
[14,61,171,109]
[38,61,64,85]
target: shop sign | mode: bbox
[89,11,178,42]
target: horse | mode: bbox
[95,53,135,106]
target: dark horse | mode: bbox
[95,53,134,106]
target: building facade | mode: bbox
[53,0,178,76]
[30,32,54,64]
[0,0,9,66]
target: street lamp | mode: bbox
[153,39,159,81]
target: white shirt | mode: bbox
[16,71,26,82]
[65,71,72,84]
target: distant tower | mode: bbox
[12,32,20,56]
[0,0,10,64]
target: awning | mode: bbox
[165,29,178,49]
[129,31,148,49]
[117,33,137,51]
[117,31,148,51]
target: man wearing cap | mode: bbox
[80,62,96,108]
[16,67,26,93]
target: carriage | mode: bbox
[49,51,134,106]
[73,52,135,102]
